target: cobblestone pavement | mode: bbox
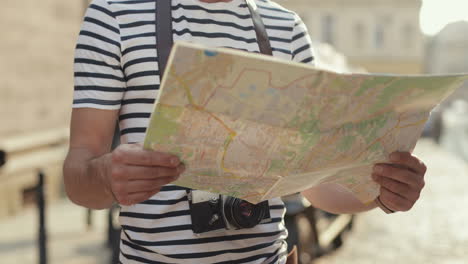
[1,139,467,264]
[315,139,468,264]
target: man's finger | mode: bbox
[380,186,414,212]
[372,173,419,201]
[127,178,178,193]
[112,164,185,181]
[388,152,427,175]
[119,189,160,206]
[373,164,422,187]
[113,144,180,167]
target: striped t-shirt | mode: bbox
[74,0,315,263]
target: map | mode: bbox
[144,42,468,204]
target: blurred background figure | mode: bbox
[1,0,468,264]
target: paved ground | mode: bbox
[0,201,111,264]
[315,139,468,264]
[1,139,467,264]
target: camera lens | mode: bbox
[239,201,254,217]
[224,197,268,229]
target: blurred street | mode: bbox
[1,139,468,264]
[315,139,468,264]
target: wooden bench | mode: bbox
[0,128,69,218]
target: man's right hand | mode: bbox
[102,144,185,206]
[64,108,185,209]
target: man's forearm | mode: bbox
[301,183,377,214]
[63,148,114,210]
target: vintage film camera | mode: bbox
[188,190,271,234]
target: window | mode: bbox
[403,24,414,49]
[322,14,335,45]
[374,24,385,49]
[354,22,365,49]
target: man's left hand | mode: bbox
[372,152,427,212]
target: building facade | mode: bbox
[426,21,468,103]
[0,0,82,136]
[426,21,468,74]
[278,0,425,74]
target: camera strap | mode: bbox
[155,0,273,78]
[155,0,173,79]
[245,0,273,56]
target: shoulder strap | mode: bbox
[155,0,174,78]
[155,0,272,79]
[245,0,273,56]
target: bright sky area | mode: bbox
[420,0,468,35]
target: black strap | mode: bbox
[155,0,272,79]
[155,0,174,78]
[245,0,273,56]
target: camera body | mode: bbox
[188,190,271,234]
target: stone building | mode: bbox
[427,21,468,74]
[278,0,425,74]
[426,21,468,103]
[0,0,82,136]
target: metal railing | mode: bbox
[0,128,69,264]
[0,150,5,168]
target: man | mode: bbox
[64,0,426,263]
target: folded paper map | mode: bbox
[144,41,468,204]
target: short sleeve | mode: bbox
[291,15,315,66]
[73,0,125,110]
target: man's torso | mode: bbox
[74,0,313,262]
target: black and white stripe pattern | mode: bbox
[74,0,314,263]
